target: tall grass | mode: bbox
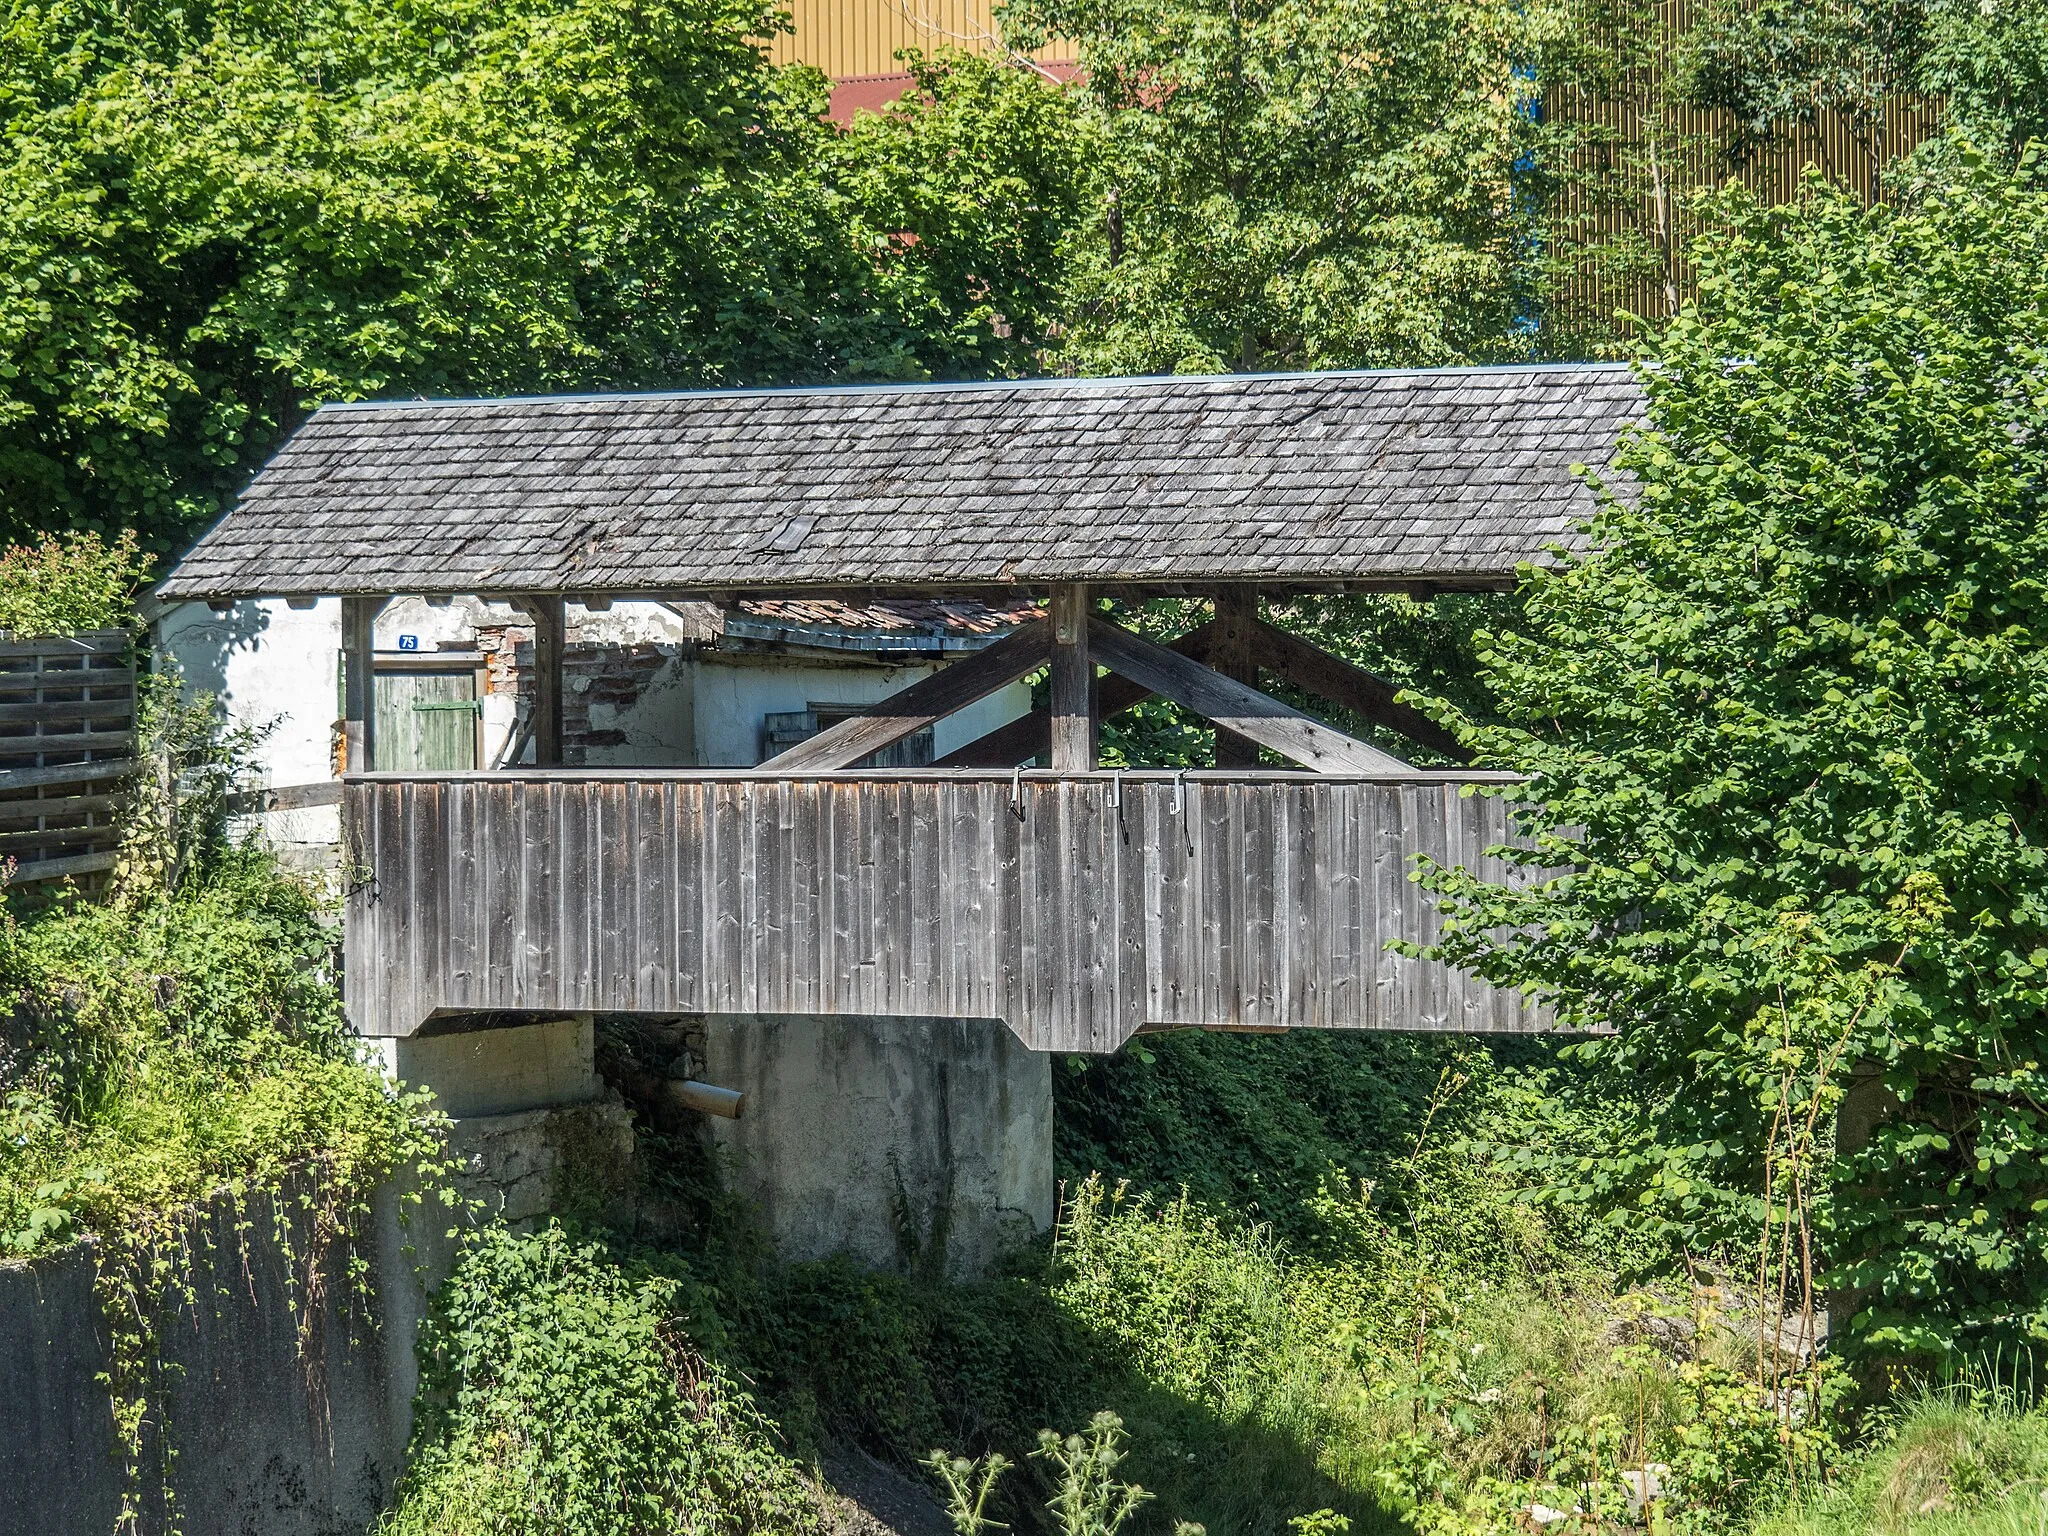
[1748,1393,2048,1536]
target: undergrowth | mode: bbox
[377,1223,821,1536]
[371,1021,1855,1535]
[1748,1391,2048,1536]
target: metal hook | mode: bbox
[1010,764,1025,821]
[1173,769,1195,858]
[1111,768,1129,843]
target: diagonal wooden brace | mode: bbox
[1087,617,1415,775]
[759,618,1053,771]
[934,620,1218,768]
[1250,619,1469,762]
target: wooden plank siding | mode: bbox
[344,771,1551,1048]
[0,631,138,886]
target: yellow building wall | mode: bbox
[764,0,1070,78]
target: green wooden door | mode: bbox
[373,669,479,771]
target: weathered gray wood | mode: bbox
[508,596,565,766]
[1211,591,1262,769]
[344,770,1546,1046]
[1049,587,1095,772]
[762,620,1053,772]
[1251,619,1467,762]
[933,622,1219,767]
[340,596,384,773]
[0,757,139,792]
[3,850,116,884]
[1087,618,1415,775]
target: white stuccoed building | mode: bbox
[151,591,1035,863]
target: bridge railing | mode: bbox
[342,768,1548,1050]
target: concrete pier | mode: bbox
[700,1013,1054,1278]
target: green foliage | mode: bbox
[1670,0,1929,197]
[0,528,148,635]
[381,1222,820,1536]
[0,838,445,1523]
[1423,148,2048,1367]
[928,1412,1177,1536]
[827,51,1101,378]
[0,0,1075,551]
[0,845,424,1257]
[1918,0,2048,162]
[1745,1391,2048,1536]
[1003,0,1534,374]
[926,1445,1017,1536]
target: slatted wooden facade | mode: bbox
[0,631,136,885]
[763,0,1070,80]
[344,770,1547,1048]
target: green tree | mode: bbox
[1002,0,1535,374]
[828,51,1102,378]
[1919,0,2048,161]
[1426,149,2048,1366]
[0,0,1059,553]
[1670,0,1931,199]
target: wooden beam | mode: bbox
[1250,619,1469,762]
[761,619,1052,771]
[340,595,388,773]
[933,621,1217,768]
[1211,590,1261,768]
[1087,617,1416,775]
[1048,585,1095,772]
[509,596,566,766]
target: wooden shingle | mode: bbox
[159,364,1645,600]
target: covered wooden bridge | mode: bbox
[159,363,1641,1054]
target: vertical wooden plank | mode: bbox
[630,781,658,1011]
[1112,779,1146,1046]
[709,780,744,1012]
[482,778,520,1008]
[410,782,446,1026]
[996,777,1027,1039]
[826,781,858,1017]
[510,597,565,766]
[673,780,707,1012]
[787,778,818,1014]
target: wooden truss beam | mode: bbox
[933,621,1217,768]
[1249,619,1469,762]
[1088,617,1414,775]
[759,618,1053,771]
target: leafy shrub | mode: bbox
[0,846,428,1259]
[383,1223,821,1536]
[1426,144,2048,1368]
[0,529,148,636]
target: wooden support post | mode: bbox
[1049,584,1095,772]
[1212,589,1261,768]
[1249,619,1465,762]
[340,595,389,773]
[510,596,566,766]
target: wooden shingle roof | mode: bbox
[158,363,1644,601]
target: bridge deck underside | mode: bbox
[344,771,1549,1050]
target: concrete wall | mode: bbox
[0,1097,630,1536]
[700,1014,1054,1278]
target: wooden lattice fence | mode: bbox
[0,630,138,886]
